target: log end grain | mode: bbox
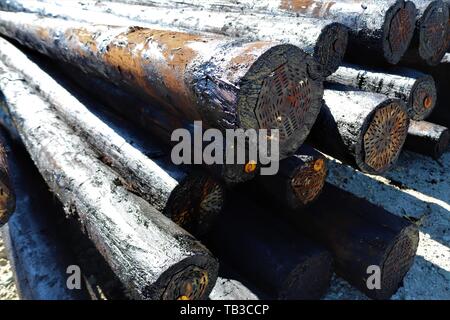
[0,139,15,226]
[315,22,348,77]
[238,44,323,159]
[164,171,225,237]
[383,0,417,64]
[358,100,410,174]
[418,0,449,65]
[409,75,437,120]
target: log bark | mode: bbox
[308,88,410,175]
[0,37,225,237]
[0,59,219,300]
[293,183,419,300]
[405,120,449,159]
[403,0,449,66]
[96,0,417,65]
[206,189,333,300]
[0,127,92,300]
[326,63,437,120]
[0,125,15,226]
[0,10,324,159]
[0,0,348,77]
[255,144,327,210]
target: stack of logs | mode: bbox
[0,0,447,300]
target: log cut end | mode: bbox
[238,44,323,160]
[376,224,419,300]
[290,157,327,208]
[164,171,225,237]
[383,0,417,64]
[359,100,410,174]
[315,22,349,77]
[279,248,333,300]
[410,75,437,120]
[0,140,15,226]
[418,0,449,65]
[406,120,450,159]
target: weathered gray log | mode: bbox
[0,125,14,226]
[209,266,262,300]
[0,126,92,300]
[99,0,417,65]
[308,88,410,175]
[292,183,419,300]
[206,189,333,300]
[1,0,348,77]
[0,37,225,236]
[255,144,327,210]
[0,59,219,300]
[405,120,449,159]
[0,11,324,159]
[326,63,437,120]
[403,0,449,66]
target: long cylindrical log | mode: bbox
[0,127,92,300]
[308,88,410,175]
[403,0,449,66]
[294,183,419,300]
[0,60,219,300]
[1,0,348,77]
[0,126,15,226]
[255,144,327,210]
[0,37,225,237]
[206,190,333,300]
[102,0,417,65]
[0,11,324,159]
[326,64,437,120]
[405,120,449,159]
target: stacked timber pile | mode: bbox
[0,0,448,300]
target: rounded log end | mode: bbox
[164,171,225,237]
[409,75,437,120]
[418,0,449,66]
[383,0,417,64]
[237,44,324,160]
[375,224,419,300]
[358,99,410,174]
[315,22,349,77]
[150,254,219,300]
[435,126,450,158]
[279,249,333,300]
[289,157,327,209]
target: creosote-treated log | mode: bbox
[0,126,91,300]
[0,10,324,159]
[308,88,410,175]
[0,59,219,300]
[293,184,419,300]
[206,190,333,300]
[405,120,449,159]
[326,63,437,120]
[0,126,14,226]
[255,144,327,210]
[2,0,348,77]
[403,0,449,66]
[0,37,225,237]
[108,0,417,65]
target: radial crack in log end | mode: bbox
[363,102,409,172]
[162,265,209,300]
[291,157,326,206]
[316,22,349,76]
[410,75,437,119]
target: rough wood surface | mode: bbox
[0,59,219,300]
[255,144,327,210]
[96,0,417,64]
[405,120,449,159]
[327,63,437,120]
[0,126,14,226]
[294,183,419,300]
[0,10,324,159]
[1,0,348,77]
[308,88,410,175]
[206,189,333,300]
[0,38,225,236]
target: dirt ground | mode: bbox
[0,147,449,300]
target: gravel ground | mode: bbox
[0,148,448,300]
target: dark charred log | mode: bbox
[405,120,449,159]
